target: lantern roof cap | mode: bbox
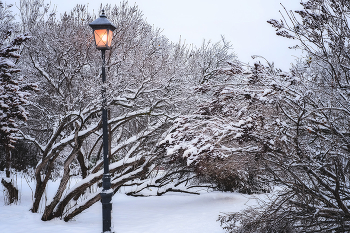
[89,10,116,31]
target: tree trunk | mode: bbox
[41,148,77,221]
[63,193,101,222]
[31,154,57,213]
[2,148,18,204]
[77,150,88,179]
[1,178,18,204]
[5,147,11,178]
[52,173,104,219]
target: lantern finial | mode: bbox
[100,10,106,18]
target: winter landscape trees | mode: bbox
[218,0,350,232]
[1,0,241,222]
[1,0,350,232]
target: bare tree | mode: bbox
[219,1,350,232]
[8,0,238,222]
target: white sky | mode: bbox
[7,0,304,70]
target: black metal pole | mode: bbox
[100,49,113,233]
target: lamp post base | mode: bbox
[101,190,113,233]
[101,173,113,232]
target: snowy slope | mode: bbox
[0,177,258,233]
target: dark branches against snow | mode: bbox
[3,0,242,222]
[218,1,350,232]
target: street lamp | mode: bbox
[89,10,117,233]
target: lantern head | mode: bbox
[89,10,117,50]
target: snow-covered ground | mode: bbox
[0,176,260,233]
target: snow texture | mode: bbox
[0,175,259,233]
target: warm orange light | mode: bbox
[94,29,114,50]
[89,10,116,50]
[102,34,107,43]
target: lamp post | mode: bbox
[89,10,117,233]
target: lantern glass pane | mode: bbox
[94,29,108,49]
[107,30,113,47]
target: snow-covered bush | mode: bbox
[161,61,289,194]
[220,0,350,231]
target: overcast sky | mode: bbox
[7,0,304,70]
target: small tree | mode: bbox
[0,34,38,204]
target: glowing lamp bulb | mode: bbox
[102,34,107,43]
